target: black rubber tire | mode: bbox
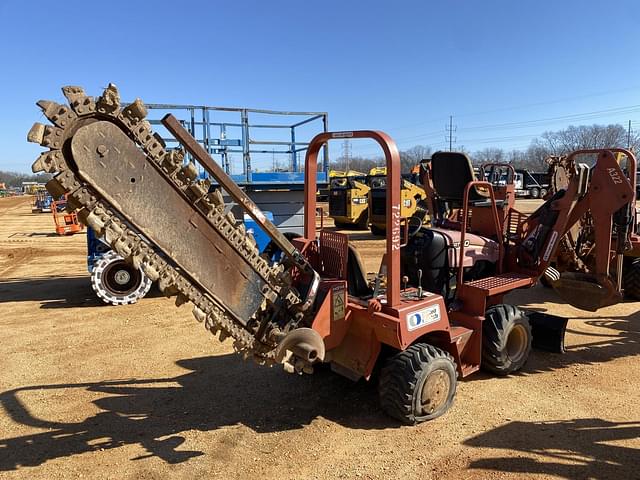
[623,258,640,300]
[379,343,457,424]
[529,187,540,199]
[356,211,369,230]
[333,220,350,229]
[370,225,386,236]
[540,188,548,199]
[482,304,532,375]
[91,250,152,305]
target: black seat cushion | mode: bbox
[347,245,372,297]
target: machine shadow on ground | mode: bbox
[0,276,101,308]
[0,276,163,308]
[463,418,640,479]
[0,355,393,470]
[509,288,640,376]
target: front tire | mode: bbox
[91,250,152,305]
[623,258,640,300]
[482,304,532,375]
[379,343,457,424]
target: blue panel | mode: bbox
[243,211,274,253]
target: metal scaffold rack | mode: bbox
[143,103,330,187]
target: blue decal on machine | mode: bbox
[407,304,441,331]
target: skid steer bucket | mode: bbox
[551,272,622,312]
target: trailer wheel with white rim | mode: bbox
[91,250,152,305]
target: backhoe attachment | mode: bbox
[535,149,636,311]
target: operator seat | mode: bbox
[431,151,500,208]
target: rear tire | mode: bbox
[623,258,640,300]
[529,187,540,199]
[482,304,532,375]
[540,188,548,198]
[379,343,457,424]
[91,250,152,305]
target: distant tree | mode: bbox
[331,156,380,174]
[536,124,640,155]
[472,147,505,165]
[0,171,51,188]
[399,145,432,172]
[328,123,640,176]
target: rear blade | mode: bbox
[527,311,568,353]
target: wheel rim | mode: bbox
[103,261,142,295]
[420,369,451,415]
[506,324,528,364]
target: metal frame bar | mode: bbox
[140,103,328,181]
[304,130,402,308]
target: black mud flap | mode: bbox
[527,311,568,354]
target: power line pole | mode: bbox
[628,120,632,148]
[342,139,352,170]
[445,115,457,151]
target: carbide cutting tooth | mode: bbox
[219,330,229,342]
[192,306,206,323]
[32,152,49,173]
[175,293,189,307]
[122,98,147,123]
[36,99,56,113]
[153,132,166,148]
[179,162,198,183]
[45,177,67,198]
[32,151,64,173]
[246,233,256,248]
[209,189,224,206]
[36,100,76,128]
[96,83,121,114]
[62,85,86,104]
[27,123,46,144]
[62,85,95,115]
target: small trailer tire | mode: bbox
[91,250,152,305]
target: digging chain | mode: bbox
[30,84,300,364]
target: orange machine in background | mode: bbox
[51,194,83,235]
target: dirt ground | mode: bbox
[0,196,638,479]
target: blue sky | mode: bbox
[1,0,639,172]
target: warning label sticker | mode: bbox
[332,285,346,321]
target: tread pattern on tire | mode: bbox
[379,343,456,424]
[623,258,640,300]
[482,304,532,375]
[91,250,152,305]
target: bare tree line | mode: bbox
[331,123,640,173]
[0,171,51,188]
